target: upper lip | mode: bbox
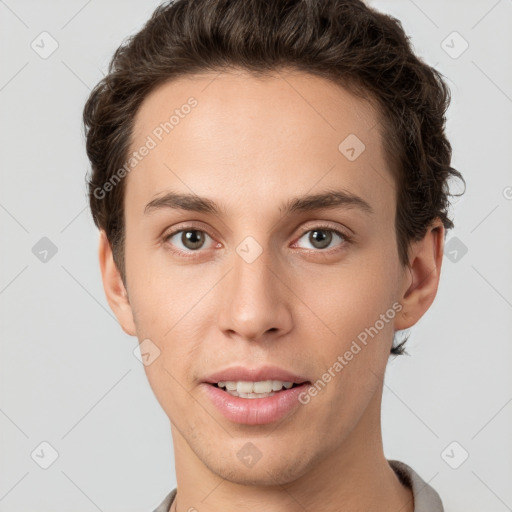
[203,365,310,384]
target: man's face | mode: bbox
[121,69,407,484]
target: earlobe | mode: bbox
[98,230,137,336]
[395,220,445,330]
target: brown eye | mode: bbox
[165,228,214,253]
[295,227,347,251]
[309,229,332,249]
[181,230,205,250]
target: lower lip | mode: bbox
[202,383,310,425]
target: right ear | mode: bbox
[98,230,136,336]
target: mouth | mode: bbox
[202,378,311,425]
[209,380,305,399]
[201,366,312,424]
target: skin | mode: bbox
[98,69,444,512]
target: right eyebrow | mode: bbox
[144,191,222,215]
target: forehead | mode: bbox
[125,69,394,219]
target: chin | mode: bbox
[200,443,315,487]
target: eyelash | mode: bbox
[162,224,352,257]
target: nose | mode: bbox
[217,241,293,343]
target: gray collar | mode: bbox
[389,459,444,512]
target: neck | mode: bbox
[170,383,414,512]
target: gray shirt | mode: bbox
[152,459,444,512]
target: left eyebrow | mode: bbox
[281,189,374,216]
[143,188,374,216]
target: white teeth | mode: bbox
[216,380,296,395]
[237,381,254,394]
[253,380,273,393]
[238,392,275,399]
[272,380,284,391]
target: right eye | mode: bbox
[164,227,217,254]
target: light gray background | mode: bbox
[1,1,511,511]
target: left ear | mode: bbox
[394,218,445,330]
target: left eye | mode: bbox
[295,228,347,250]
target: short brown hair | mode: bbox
[83,0,464,355]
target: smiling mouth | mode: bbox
[210,380,305,399]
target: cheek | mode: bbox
[127,262,216,384]
[125,243,189,333]
[289,254,401,396]
[295,253,399,337]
